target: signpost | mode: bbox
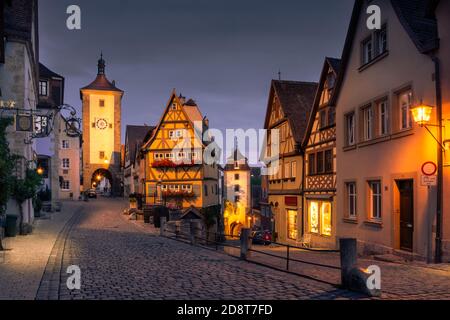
[421,161,438,187]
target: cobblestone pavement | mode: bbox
[223,245,450,300]
[37,199,364,300]
[0,201,81,300]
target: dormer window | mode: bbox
[39,81,48,96]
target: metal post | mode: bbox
[190,221,197,245]
[160,217,167,237]
[286,245,290,271]
[339,238,357,289]
[240,228,252,260]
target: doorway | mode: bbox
[397,180,414,251]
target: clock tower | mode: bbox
[80,54,124,195]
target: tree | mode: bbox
[0,118,15,250]
[11,168,43,235]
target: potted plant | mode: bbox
[129,193,138,209]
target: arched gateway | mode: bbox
[80,54,123,196]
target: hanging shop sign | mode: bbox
[15,114,34,132]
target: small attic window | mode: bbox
[171,103,177,110]
[99,99,105,107]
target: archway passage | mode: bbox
[91,169,114,197]
[230,222,244,237]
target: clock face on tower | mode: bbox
[96,118,108,130]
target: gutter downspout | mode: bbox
[431,55,443,263]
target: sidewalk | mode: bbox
[0,201,81,300]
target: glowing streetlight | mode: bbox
[97,175,102,181]
[37,167,44,175]
[411,104,433,127]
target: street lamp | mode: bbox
[411,104,434,127]
[36,167,44,175]
[411,103,444,263]
[411,103,446,150]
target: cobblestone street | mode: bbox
[1,199,450,300]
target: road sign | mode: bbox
[421,175,437,187]
[422,162,437,176]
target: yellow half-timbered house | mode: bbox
[302,58,341,249]
[142,90,220,211]
[264,80,317,245]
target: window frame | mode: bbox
[378,99,389,136]
[39,80,48,96]
[346,182,357,219]
[362,105,374,141]
[345,112,356,146]
[368,180,382,220]
[62,158,70,169]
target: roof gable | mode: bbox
[142,90,205,151]
[332,0,439,105]
[125,125,155,165]
[264,80,318,145]
[302,57,341,148]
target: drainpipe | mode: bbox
[431,55,443,263]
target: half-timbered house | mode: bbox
[263,80,318,245]
[142,90,220,211]
[302,58,341,249]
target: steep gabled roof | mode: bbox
[332,0,439,105]
[265,80,318,146]
[302,57,341,148]
[125,125,155,166]
[142,89,206,151]
[391,0,439,53]
[39,63,64,80]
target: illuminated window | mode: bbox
[308,201,332,236]
[320,202,332,236]
[287,210,298,240]
[309,202,319,234]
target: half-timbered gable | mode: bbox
[302,57,341,248]
[263,80,317,245]
[142,90,219,210]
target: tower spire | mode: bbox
[98,52,105,75]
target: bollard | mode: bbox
[240,228,252,260]
[339,238,357,289]
[189,221,199,245]
[160,217,167,237]
[175,221,181,237]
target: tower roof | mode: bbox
[80,54,123,96]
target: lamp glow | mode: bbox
[411,104,433,126]
[37,167,44,175]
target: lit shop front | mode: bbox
[306,199,333,247]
